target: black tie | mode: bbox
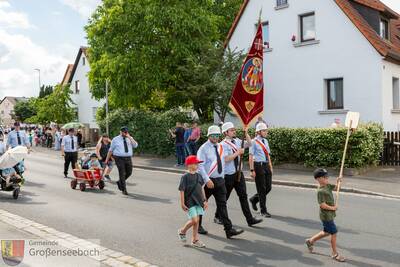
[71,136,74,150]
[17,132,21,145]
[214,145,222,174]
[232,139,239,171]
[262,139,266,145]
[123,137,129,153]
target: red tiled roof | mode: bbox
[61,64,74,85]
[224,0,400,63]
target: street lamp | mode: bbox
[105,79,109,136]
[34,68,41,93]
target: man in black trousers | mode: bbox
[61,128,78,178]
[105,126,138,195]
[214,122,263,227]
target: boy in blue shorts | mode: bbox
[178,155,208,248]
[306,168,345,262]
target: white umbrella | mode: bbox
[0,146,28,169]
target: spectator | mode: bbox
[77,129,83,148]
[188,122,201,155]
[170,122,185,167]
[183,123,192,158]
[54,127,62,151]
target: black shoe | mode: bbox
[250,198,258,211]
[116,181,122,191]
[198,225,208,235]
[226,228,244,239]
[104,175,111,181]
[213,217,223,225]
[122,189,128,195]
[247,217,263,227]
[64,173,68,178]
[261,212,271,218]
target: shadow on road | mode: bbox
[123,193,172,204]
[202,233,324,266]
[0,190,47,205]
[24,180,46,188]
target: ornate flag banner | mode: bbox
[229,23,264,126]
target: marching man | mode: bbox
[249,123,273,218]
[213,122,263,227]
[197,125,244,238]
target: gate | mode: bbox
[380,131,400,166]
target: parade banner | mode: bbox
[229,23,264,126]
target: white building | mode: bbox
[224,0,400,130]
[61,47,104,142]
[0,96,29,127]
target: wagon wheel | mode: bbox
[79,183,86,192]
[13,188,20,199]
[70,179,78,189]
[88,180,95,188]
[98,180,105,190]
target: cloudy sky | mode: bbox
[0,0,400,99]
[0,0,100,99]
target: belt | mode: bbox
[210,177,223,179]
[254,161,268,165]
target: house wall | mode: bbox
[382,60,400,131]
[225,0,384,128]
[70,53,104,130]
[0,98,15,126]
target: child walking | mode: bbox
[306,168,345,262]
[178,155,208,248]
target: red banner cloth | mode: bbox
[229,23,264,126]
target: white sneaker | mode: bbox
[191,240,205,248]
[178,229,186,243]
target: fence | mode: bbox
[380,131,400,166]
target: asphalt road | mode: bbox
[1,150,399,267]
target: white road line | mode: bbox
[134,168,400,202]
[0,209,157,267]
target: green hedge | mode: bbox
[99,110,383,168]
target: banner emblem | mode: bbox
[242,57,263,95]
[245,101,255,112]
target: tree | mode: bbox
[212,48,245,122]
[85,0,242,122]
[38,85,53,98]
[28,84,75,124]
[13,98,37,122]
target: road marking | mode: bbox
[0,209,157,267]
[134,168,400,202]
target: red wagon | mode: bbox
[71,169,105,191]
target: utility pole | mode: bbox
[105,79,109,136]
[34,68,41,93]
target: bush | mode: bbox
[99,111,383,168]
[98,108,192,156]
[236,123,383,168]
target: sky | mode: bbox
[0,0,400,99]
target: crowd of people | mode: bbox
[170,122,201,166]
[0,123,85,151]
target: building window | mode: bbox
[82,57,86,66]
[327,78,344,110]
[261,21,270,48]
[92,107,98,121]
[393,77,400,110]
[276,0,288,7]
[300,12,316,42]
[75,80,80,94]
[380,18,389,40]
[73,107,79,121]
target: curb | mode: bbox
[0,209,157,267]
[133,165,400,200]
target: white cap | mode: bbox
[221,122,235,133]
[207,125,221,136]
[256,122,268,132]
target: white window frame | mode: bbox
[393,77,400,110]
[380,18,389,40]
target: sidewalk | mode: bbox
[0,209,156,267]
[132,156,400,199]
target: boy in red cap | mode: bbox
[178,155,208,248]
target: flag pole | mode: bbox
[335,120,352,205]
